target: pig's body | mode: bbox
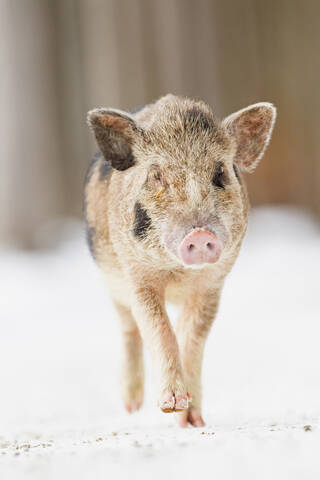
[84,95,276,426]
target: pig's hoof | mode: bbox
[123,384,144,414]
[124,398,143,413]
[176,407,205,427]
[159,391,191,413]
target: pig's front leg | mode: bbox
[131,284,190,413]
[176,288,222,427]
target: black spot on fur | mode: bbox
[85,224,96,258]
[233,164,241,183]
[184,108,213,132]
[99,159,112,180]
[83,193,96,259]
[84,151,101,188]
[133,202,152,239]
[83,153,102,258]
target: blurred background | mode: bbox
[1,0,320,248]
[1,2,320,475]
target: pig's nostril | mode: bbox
[179,230,222,265]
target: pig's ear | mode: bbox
[223,102,276,172]
[87,108,141,171]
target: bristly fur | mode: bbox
[84,94,276,425]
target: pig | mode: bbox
[84,94,276,427]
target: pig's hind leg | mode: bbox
[176,288,221,427]
[114,301,144,413]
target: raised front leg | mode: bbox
[176,288,222,427]
[114,301,144,413]
[131,283,189,413]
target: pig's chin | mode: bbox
[164,228,223,269]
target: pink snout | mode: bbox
[178,230,222,266]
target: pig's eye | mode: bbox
[212,163,225,189]
[153,171,161,181]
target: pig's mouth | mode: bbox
[164,226,224,268]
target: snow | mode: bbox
[0,207,319,479]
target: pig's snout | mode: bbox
[178,229,222,266]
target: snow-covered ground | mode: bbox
[0,207,319,479]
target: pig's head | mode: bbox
[88,95,276,269]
